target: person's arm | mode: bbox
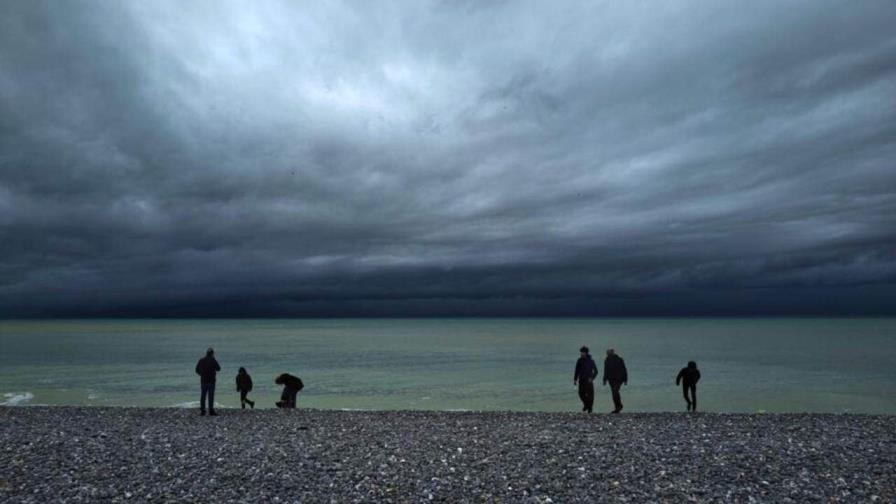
[214,359,221,372]
[573,361,580,384]
[236,375,239,391]
[195,360,201,376]
[622,359,628,385]
[676,369,683,386]
[248,376,253,391]
[590,361,597,381]
[602,360,608,385]
[695,370,701,383]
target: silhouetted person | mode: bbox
[603,348,627,413]
[275,373,303,408]
[574,346,598,413]
[236,367,255,410]
[676,361,701,412]
[195,347,221,416]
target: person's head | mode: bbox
[688,361,697,370]
[606,348,615,356]
[579,345,589,357]
[275,374,285,385]
[238,367,246,374]
[206,347,214,356]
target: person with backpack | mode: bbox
[275,373,304,408]
[236,367,255,409]
[676,361,701,412]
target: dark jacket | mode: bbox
[195,355,221,384]
[603,354,628,385]
[676,367,701,387]
[279,373,304,392]
[574,356,598,383]
[236,372,253,392]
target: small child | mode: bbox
[236,367,255,409]
[675,361,701,412]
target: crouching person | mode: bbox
[275,373,304,408]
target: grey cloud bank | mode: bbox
[1,1,895,317]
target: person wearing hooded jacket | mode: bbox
[275,373,304,408]
[573,346,598,413]
[236,367,255,409]
[676,361,701,411]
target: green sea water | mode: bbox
[1,318,894,413]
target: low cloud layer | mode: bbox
[2,1,895,316]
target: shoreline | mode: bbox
[3,407,894,502]
[2,403,893,415]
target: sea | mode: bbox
[1,318,894,413]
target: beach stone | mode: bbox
[0,407,894,503]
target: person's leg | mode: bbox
[611,383,623,412]
[208,383,217,415]
[584,382,594,413]
[287,387,298,408]
[690,385,697,412]
[200,383,208,415]
[682,384,691,411]
[240,390,247,409]
[577,383,588,411]
[277,387,289,408]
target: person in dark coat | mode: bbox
[275,373,304,408]
[236,367,255,409]
[573,346,598,413]
[602,348,627,413]
[676,361,701,412]
[195,347,221,416]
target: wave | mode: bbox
[1,392,35,406]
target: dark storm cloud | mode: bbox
[1,0,895,317]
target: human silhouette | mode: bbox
[236,367,255,410]
[573,346,598,413]
[602,348,628,413]
[195,347,221,416]
[676,361,701,411]
[275,373,304,408]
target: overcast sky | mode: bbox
[1,1,895,317]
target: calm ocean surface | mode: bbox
[1,318,894,413]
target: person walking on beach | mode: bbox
[236,367,255,409]
[603,348,628,413]
[275,373,303,408]
[574,346,598,413]
[195,347,221,416]
[676,361,701,412]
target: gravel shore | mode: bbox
[1,407,893,503]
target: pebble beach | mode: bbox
[1,407,894,503]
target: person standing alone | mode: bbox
[676,361,701,412]
[195,347,221,416]
[573,346,598,413]
[603,348,628,413]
